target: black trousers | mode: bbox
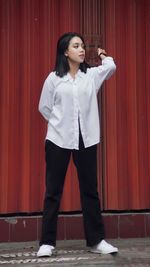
[40,133,105,247]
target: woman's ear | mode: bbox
[64,50,68,57]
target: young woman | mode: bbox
[37,32,118,257]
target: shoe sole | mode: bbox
[37,252,52,257]
[90,248,118,254]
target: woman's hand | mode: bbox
[97,48,107,59]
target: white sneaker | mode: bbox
[90,240,118,254]
[37,244,54,257]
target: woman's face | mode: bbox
[65,36,85,65]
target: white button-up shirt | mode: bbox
[39,57,116,149]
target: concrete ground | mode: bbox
[0,238,150,266]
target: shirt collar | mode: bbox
[62,69,85,81]
[76,69,85,78]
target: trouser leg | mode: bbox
[72,135,105,247]
[40,140,71,246]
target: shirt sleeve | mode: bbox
[38,74,55,121]
[89,57,116,93]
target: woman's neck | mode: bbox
[68,61,79,79]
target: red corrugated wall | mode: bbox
[0,0,149,214]
[103,0,150,210]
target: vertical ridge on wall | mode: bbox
[146,0,150,208]
[103,0,150,210]
[0,0,9,212]
[101,0,119,208]
[136,0,150,208]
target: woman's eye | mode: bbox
[73,44,85,49]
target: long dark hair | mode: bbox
[54,32,90,77]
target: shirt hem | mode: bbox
[45,136,99,150]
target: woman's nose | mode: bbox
[80,46,84,52]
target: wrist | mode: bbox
[99,52,107,59]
